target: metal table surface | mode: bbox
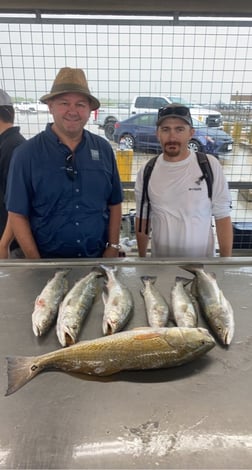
[0,257,252,469]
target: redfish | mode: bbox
[6,326,215,396]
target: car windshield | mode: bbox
[169,96,191,106]
[191,117,207,128]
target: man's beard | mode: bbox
[163,142,181,158]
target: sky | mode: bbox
[0,20,251,106]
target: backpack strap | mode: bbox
[196,152,213,199]
[139,155,158,234]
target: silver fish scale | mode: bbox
[32,269,69,337]
[171,279,198,328]
[56,270,101,347]
[101,265,134,335]
[185,266,235,345]
[141,278,169,328]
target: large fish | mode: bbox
[5,326,216,396]
[170,277,198,328]
[182,265,235,346]
[100,265,134,335]
[56,268,103,347]
[140,276,169,327]
[32,270,70,337]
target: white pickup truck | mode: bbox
[130,96,223,128]
[14,101,48,113]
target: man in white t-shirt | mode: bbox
[134,104,233,258]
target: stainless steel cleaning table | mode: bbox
[0,257,251,469]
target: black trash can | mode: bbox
[232,222,252,249]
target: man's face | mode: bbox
[47,92,92,138]
[156,117,195,159]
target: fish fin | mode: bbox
[5,356,41,396]
[134,331,163,340]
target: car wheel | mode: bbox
[122,134,135,149]
[104,120,116,140]
[188,139,202,153]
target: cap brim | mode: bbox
[157,114,193,127]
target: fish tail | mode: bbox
[175,276,193,287]
[180,264,204,275]
[141,276,157,284]
[91,266,105,278]
[5,355,41,396]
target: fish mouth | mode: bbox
[65,332,75,347]
[223,329,234,346]
[103,319,118,336]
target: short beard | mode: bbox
[163,143,181,158]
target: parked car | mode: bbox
[130,96,223,128]
[114,113,233,157]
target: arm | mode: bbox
[0,216,14,258]
[215,216,233,257]
[103,203,122,258]
[135,216,150,257]
[8,212,41,259]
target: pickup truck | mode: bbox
[14,101,48,113]
[14,101,36,113]
[130,95,223,129]
[94,106,130,140]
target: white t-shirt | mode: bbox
[135,151,232,257]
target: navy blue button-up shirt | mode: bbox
[6,124,123,258]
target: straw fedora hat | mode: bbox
[40,67,100,110]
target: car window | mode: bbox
[133,114,157,126]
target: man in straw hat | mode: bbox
[5,68,123,258]
[0,89,25,258]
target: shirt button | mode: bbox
[78,253,82,257]
[75,188,80,193]
[76,239,81,243]
[76,205,79,209]
[75,222,79,226]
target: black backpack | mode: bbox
[138,151,213,234]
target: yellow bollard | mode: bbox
[232,122,242,144]
[223,122,231,134]
[116,148,134,182]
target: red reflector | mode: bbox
[114,122,120,128]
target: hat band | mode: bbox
[51,83,91,95]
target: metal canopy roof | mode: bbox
[0,0,251,16]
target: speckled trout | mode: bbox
[182,265,235,345]
[32,270,70,336]
[100,265,134,335]
[170,277,198,328]
[5,327,215,396]
[140,276,169,327]
[56,268,103,347]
